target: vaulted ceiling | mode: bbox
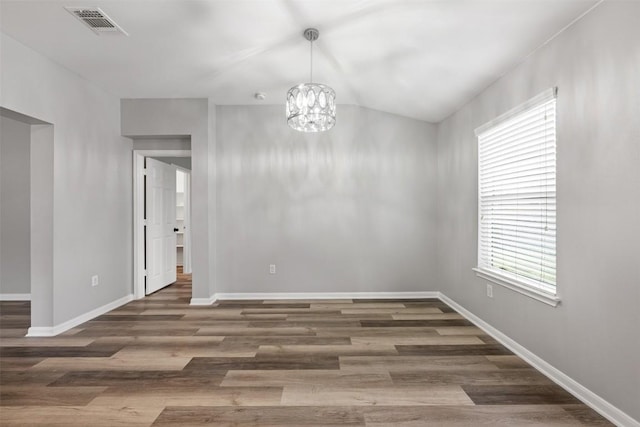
[0,0,599,122]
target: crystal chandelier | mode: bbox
[286,28,336,132]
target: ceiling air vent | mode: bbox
[65,7,128,36]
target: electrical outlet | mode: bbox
[269,264,276,274]
[91,275,99,287]
[486,284,493,298]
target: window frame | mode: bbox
[474,88,560,307]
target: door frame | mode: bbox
[174,165,192,274]
[133,149,191,299]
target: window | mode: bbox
[474,88,558,305]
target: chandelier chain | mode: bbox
[310,37,313,83]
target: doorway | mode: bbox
[0,114,31,300]
[0,107,54,334]
[132,149,192,299]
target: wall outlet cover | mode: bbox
[91,275,99,287]
[487,283,493,298]
[269,264,276,274]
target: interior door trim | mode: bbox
[133,149,191,299]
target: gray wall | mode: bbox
[0,116,30,296]
[1,32,133,326]
[436,1,640,421]
[216,105,438,293]
[132,137,191,151]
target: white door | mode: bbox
[145,158,177,294]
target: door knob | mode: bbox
[173,228,179,232]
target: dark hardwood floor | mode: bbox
[0,270,611,426]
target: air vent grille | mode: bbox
[84,18,115,29]
[65,7,128,35]
[74,10,103,19]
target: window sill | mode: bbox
[472,268,561,307]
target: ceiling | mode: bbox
[0,0,599,123]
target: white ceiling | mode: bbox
[0,0,598,122]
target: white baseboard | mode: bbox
[26,294,134,337]
[190,291,438,306]
[214,291,439,300]
[190,295,217,306]
[0,293,31,301]
[439,293,639,427]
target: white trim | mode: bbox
[133,149,192,300]
[26,294,134,337]
[191,292,438,305]
[439,293,640,427]
[473,268,560,307]
[214,291,439,300]
[182,170,192,274]
[24,326,58,337]
[190,295,217,306]
[133,152,146,299]
[474,87,557,136]
[0,293,31,301]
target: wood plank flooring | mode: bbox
[0,270,612,426]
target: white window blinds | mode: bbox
[476,88,557,295]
